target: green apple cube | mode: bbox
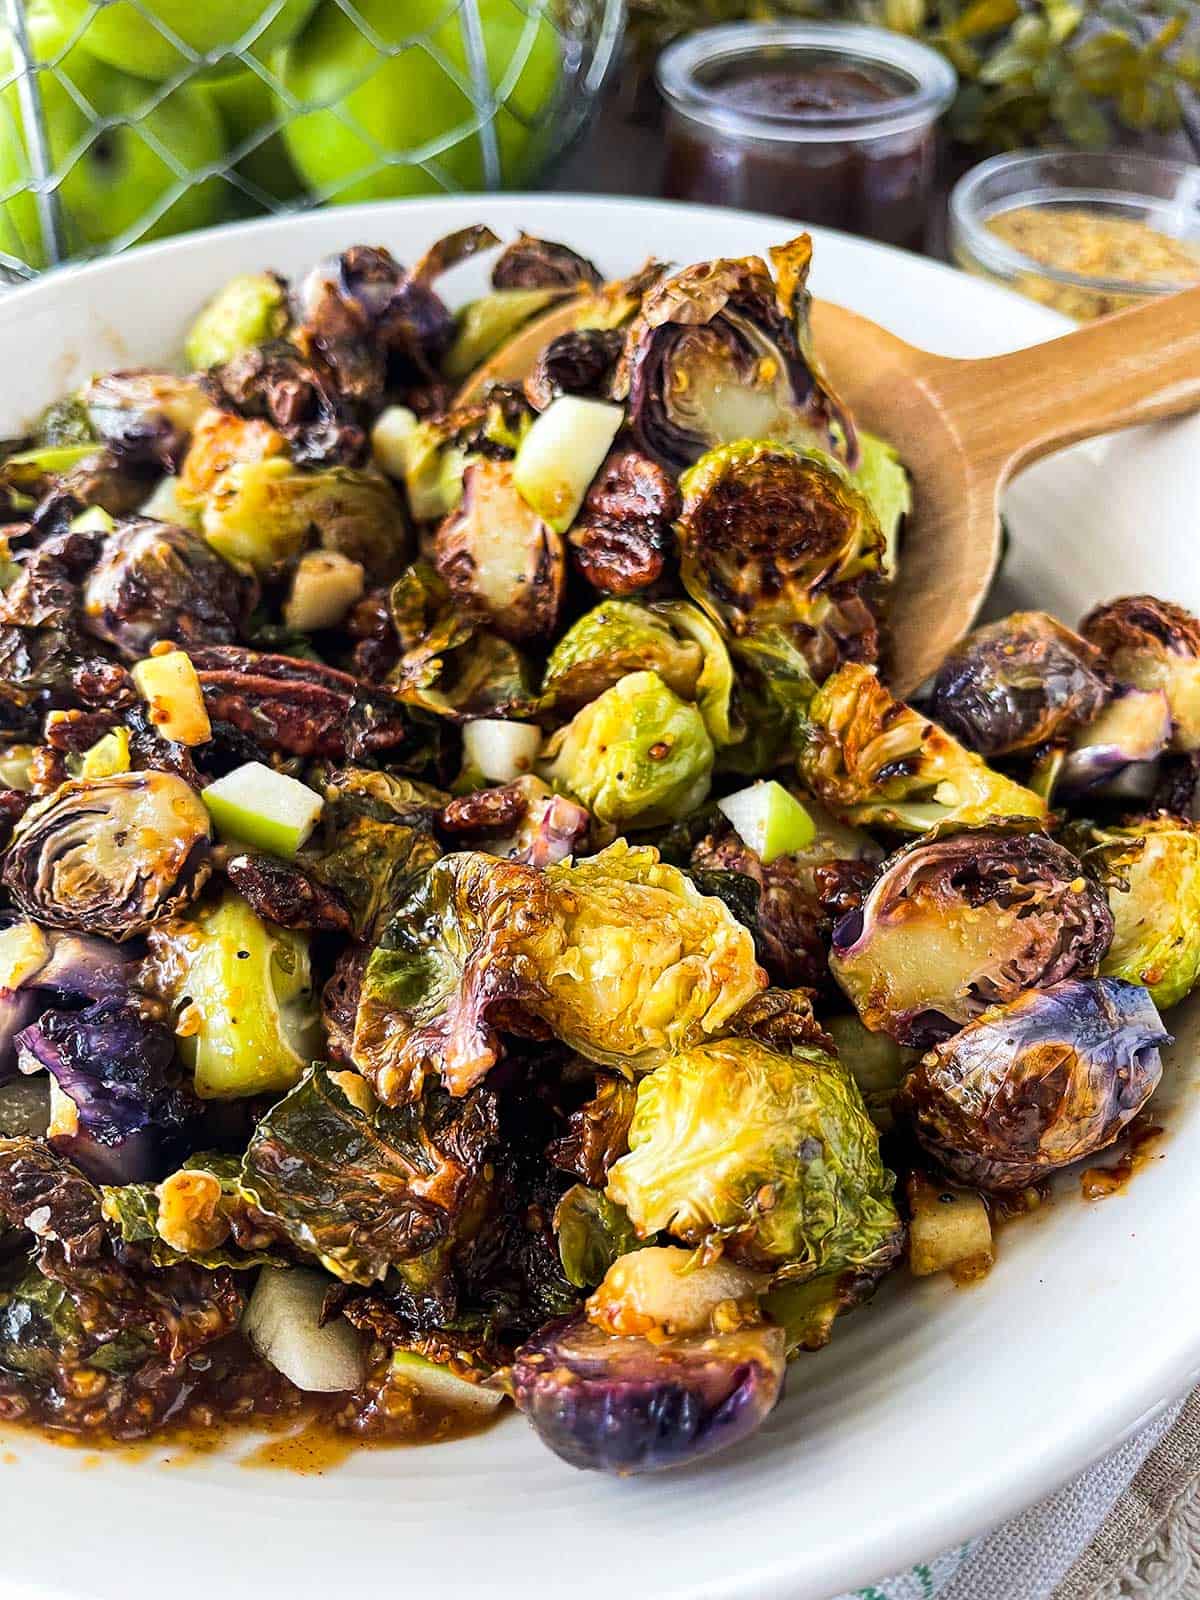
[202,762,323,859]
[718,781,815,864]
[462,719,543,783]
[513,396,623,533]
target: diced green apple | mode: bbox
[202,761,324,859]
[717,780,816,863]
[462,719,543,783]
[513,395,623,533]
[131,650,212,746]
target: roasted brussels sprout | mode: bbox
[586,1246,766,1337]
[926,612,1109,758]
[492,233,603,291]
[80,518,251,660]
[1082,596,1200,752]
[144,890,319,1100]
[567,446,680,598]
[351,841,763,1102]
[210,341,367,469]
[542,601,703,714]
[2,772,212,940]
[677,440,884,682]
[607,1038,901,1275]
[540,671,714,831]
[800,663,1048,832]
[80,370,209,470]
[510,1313,785,1474]
[434,459,565,645]
[1083,817,1200,1010]
[525,326,625,412]
[830,827,1113,1046]
[183,272,290,371]
[1055,688,1171,800]
[899,978,1168,1189]
[616,235,855,472]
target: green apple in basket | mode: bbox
[276,0,562,202]
[201,67,303,205]
[0,5,230,268]
[38,0,317,82]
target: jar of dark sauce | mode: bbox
[658,24,957,250]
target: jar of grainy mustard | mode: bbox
[950,149,1200,321]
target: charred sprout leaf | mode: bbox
[554,1185,640,1289]
[295,766,444,944]
[240,1065,497,1286]
[899,978,1168,1191]
[210,341,367,469]
[677,440,884,684]
[184,272,290,371]
[617,234,856,473]
[491,234,603,291]
[16,998,188,1185]
[80,518,251,661]
[541,600,703,714]
[351,841,763,1103]
[540,670,714,831]
[547,1074,637,1188]
[926,611,1109,758]
[1082,595,1200,752]
[81,371,209,471]
[143,890,319,1101]
[607,1038,901,1276]
[1082,817,1200,1011]
[800,663,1048,832]
[100,1153,282,1270]
[385,563,534,722]
[2,772,212,940]
[435,458,565,645]
[510,1313,785,1474]
[830,826,1114,1047]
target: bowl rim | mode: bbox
[950,146,1200,298]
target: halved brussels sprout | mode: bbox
[2,772,212,941]
[1082,595,1200,752]
[81,518,251,660]
[617,235,855,471]
[351,841,763,1102]
[434,458,565,644]
[677,440,884,683]
[184,272,290,371]
[510,1313,785,1474]
[651,600,742,748]
[899,978,1168,1189]
[587,1246,766,1338]
[1056,688,1171,800]
[1084,817,1200,1010]
[926,611,1109,758]
[540,671,714,832]
[606,1038,901,1275]
[830,827,1113,1046]
[81,370,209,470]
[491,233,603,291]
[143,889,319,1100]
[541,600,703,714]
[800,663,1047,832]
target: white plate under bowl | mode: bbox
[0,196,1198,1600]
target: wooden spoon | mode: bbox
[459,284,1200,696]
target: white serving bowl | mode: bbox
[0,195,1197,1600]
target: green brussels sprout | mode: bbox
[351,840,764,1103]
[1082,596,1200,752]
[799,663,1048,832]
[540,671,714,831]
[143,890,320,1100]
[606,1037,901,1276]
[821,1014,916,1134]
[542,600,703,714]
[847,430,910,579]
[1087,816,1200,1009]
[650,600,743,748]
[677,439,884,683]
[184,272,290,371]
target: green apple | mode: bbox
[39,0,317,81]
[200,67,303,205]
[513,396,624,533]
[0,8,230,268]
[717,781,816,864]
[202,760,324,859]
[276,0,561,203]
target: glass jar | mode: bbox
[656,22,956,250]
[950,149,1200,321]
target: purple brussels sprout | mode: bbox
[0,923,137,1076]
[1057,688,1171,800]
[899,978,1168,1190]
[510,1313,785,1474]
[830,828,1113,1047]
[80,370,209,471]
[925,611,1109,758]
[16,998,188,1184]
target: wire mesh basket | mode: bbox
[0,0,625,279]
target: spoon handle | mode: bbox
[921,282,1200,482]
